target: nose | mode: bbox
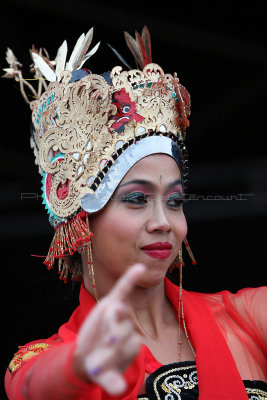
[146,201,172,233]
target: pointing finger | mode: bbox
[108,263,146,302]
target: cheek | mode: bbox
[90,211,142,274]
[173,212,188,244]
[91,210,142,252]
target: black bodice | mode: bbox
[137,361,267,400]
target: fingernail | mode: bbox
[134,263,146,271]
[88,366,101,376]
[107,335,117,345]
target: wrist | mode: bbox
[72,343,92,385]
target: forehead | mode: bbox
[120,154,181,183]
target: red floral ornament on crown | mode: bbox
[111,88,144,132]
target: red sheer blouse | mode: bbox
[5,279,267,399]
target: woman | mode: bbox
[4,27,267,399]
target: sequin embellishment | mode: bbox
[8,343,50,373]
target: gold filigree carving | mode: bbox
[29,63,189,220]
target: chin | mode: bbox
[137,267,168,289]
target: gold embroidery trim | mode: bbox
[246,387,267,400]
[8,343,50,373]
[153,364,197,400]
[139,364,267,400]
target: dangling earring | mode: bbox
[177,248,196,361]
[168,247,184,273]
[183,237,197,265]
[177,248,184,361]
[169,236,196,273]
[86,216,99,302]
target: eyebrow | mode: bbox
[118,179,182,190]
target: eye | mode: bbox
[122,106,130,113]
[120,192,147,205]
[166,193,184,208]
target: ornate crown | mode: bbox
[3,27,191,281]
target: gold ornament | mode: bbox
[2,27,191,280]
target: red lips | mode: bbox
[141,242,172,259]
[142,242,172,250]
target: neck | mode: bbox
[127,282,176,340]
[81,254,177,340]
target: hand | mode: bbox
[73,263,146,395]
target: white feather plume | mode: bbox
[79,41,101,68]
[32,28,99,83]
[55,40,68,81]
[73,28,94,70]
[66,32,85,71]
[32,52,57,82]
[66,28,96,71]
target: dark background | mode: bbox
[1,1,266,398]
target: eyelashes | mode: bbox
[118,192,184,208]
[166,193,184,208]
[119,192,147,205]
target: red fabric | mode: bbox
[167,280,248,399]
[5,280,267,399]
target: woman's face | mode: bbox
[89,153,187,290]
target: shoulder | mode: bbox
[189,286,267,306]
[192,287,267,347]
[230,287,267,346]
[7,334,61,375]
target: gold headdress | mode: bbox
[3,27,191,281]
